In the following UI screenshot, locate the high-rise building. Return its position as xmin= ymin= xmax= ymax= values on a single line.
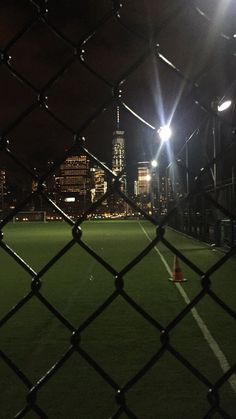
xmin=91 ymin=165 xmax=107 ymax=202
xmin=110 ymin=107 xmax=127 ymax=215
xmin=90 ymin=165 xmax=108 ymax=215
xmin=56 ymin=155 xmax=91 ymax=215
xmin=158 ymin=175 xmax=167 ymax=214
xmin=112 ymin=107 xmax=126 ymax=193
xmin=134 ymin=161 xmax=176 ymax=216
xmin=135 ymin=162 xmax=151 ymax=196
xmin=57 ymin=155 xmax=89 ymax=193
xmin=135 ymin=162 xmax=152 ymax=213
xmin=134 ymin=180 xmax=139 ymax=197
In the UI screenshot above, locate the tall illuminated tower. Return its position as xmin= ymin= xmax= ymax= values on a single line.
xmin=136 ymin=162 xmax=151 ymax=195
xmin=112 ymin=106 xmax=126 ymax=193
xmin=90 ymin=165 xmax=107 ymax=202
xmin=134 ymin=161 xmax=152 ymax=213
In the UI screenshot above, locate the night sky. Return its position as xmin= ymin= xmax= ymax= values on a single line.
xmin=0 ymin=0 xmax=236 ymax=190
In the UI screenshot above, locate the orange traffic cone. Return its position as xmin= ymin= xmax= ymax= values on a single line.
xmin=169 ymin=255 xmax=187 ymax=282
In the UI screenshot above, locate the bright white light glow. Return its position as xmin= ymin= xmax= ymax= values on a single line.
xmin=146 ymin=174 xmax=151 ymax=182
xmin=151 ymin=160 xmax=158 ymax=168
xmin=158 ymin=125 xmax=172 ymax=142
xmin=64 ymin=197 xmax=76 ymax=202
xmin=217 ymin=100 xmax=232 ymax=112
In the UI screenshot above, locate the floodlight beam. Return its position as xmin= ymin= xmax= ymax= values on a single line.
xmin=157 ymin=125 xmax=172 ymax=142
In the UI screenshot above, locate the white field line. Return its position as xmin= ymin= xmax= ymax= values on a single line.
xmin=139 ymin=222 xmax=236 ymax=394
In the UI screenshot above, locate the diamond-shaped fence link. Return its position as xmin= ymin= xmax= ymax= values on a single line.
xmin=0 ymin=0 xmax=236 ymax=417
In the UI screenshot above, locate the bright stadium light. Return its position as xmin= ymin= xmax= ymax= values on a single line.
xmin=217 ymin=99 xmax=232 ymax=112
xmin=151 ymin=159 xmax=158 ymax=168
xmin=157 ymin=125 xmax=172 ymax=142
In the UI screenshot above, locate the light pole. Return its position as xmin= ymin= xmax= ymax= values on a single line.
xmin=211 ymin=97 xmax=233 ymax=191
xmin=1 ymin=179 xmax=3 ymax=212
xmin=210 ymin=97 xmax=233 ymax=244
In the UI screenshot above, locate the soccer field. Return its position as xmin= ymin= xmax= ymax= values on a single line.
xmin=0 ymin=220 xmax=235 ymax=418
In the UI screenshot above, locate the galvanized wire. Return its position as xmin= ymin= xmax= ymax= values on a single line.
xmin=0 ymin=0 xmax=235 ymax=417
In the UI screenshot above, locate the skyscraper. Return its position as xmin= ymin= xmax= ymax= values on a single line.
xmin=112 ymin=107 xmax=126 ymax=193
xmin=134 ymin=162 xmax=152 ymax=213
xmin=90 ymin=165 xmax=107 ymax=202
xmin=60 ymin=155 xmax=89 ymax=192
xmin=111 ymin=107 xmax=127 ymax=215
xmin=90 ymin=165 xmax=108 ymax=215
xmin=136 ymin=162 xmax=151 ymax=196
xmin=56 ymin=154 xmax=91 ymax=215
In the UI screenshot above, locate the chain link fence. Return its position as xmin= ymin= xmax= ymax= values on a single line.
xmin=0 ymin=0 xmax=236 ymax=417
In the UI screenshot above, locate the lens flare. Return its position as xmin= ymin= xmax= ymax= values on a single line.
xmin=217 ymin=100 xmax=232 ymax=112
xmin=158 ymin=125 xmax=172 ymax=142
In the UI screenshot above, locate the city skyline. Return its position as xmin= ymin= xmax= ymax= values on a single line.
xmin=0 ymin=1 xmax=235 ymax=175
xmin=0 ymin=116 xmax=176 ymax=218
xmin=0 ymin=0 xmax=235 ymax=219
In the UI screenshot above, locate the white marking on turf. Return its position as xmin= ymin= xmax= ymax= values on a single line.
xmin=139 ymin=222 xmax=236 ymax=394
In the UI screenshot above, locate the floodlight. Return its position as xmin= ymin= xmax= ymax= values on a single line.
xmin=217 ymin=100 xmax=232 ymax=112
xmin=158 ymin=125 xmax=172 ymax=142
xmin=151 ymin=160 xmax=158 ymax=168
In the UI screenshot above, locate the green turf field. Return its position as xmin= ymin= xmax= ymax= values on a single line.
xmin=0 ymin=220 xmax=235 ymax=418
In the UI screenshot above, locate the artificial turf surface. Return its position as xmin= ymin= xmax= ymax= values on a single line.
xmin=0 ymin=220 xmax=235 ymax=418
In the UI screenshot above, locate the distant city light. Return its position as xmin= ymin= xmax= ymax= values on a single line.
xmin=151 ymin=160 xmax=158 ymax=168
xmin=157 ymin=125 xmax=172 ymax=142
xmin=217 ymin=100 xmax=232 ymax=112
xmin=146 ymin=174 xmax=151 ymax=181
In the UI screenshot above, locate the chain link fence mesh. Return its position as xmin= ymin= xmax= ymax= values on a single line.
xmin=0 ymin=0 xmax=236 ymax=417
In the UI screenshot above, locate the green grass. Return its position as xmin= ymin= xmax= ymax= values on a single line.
xmin=0 ymin=220 xmax=236 ymax=418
